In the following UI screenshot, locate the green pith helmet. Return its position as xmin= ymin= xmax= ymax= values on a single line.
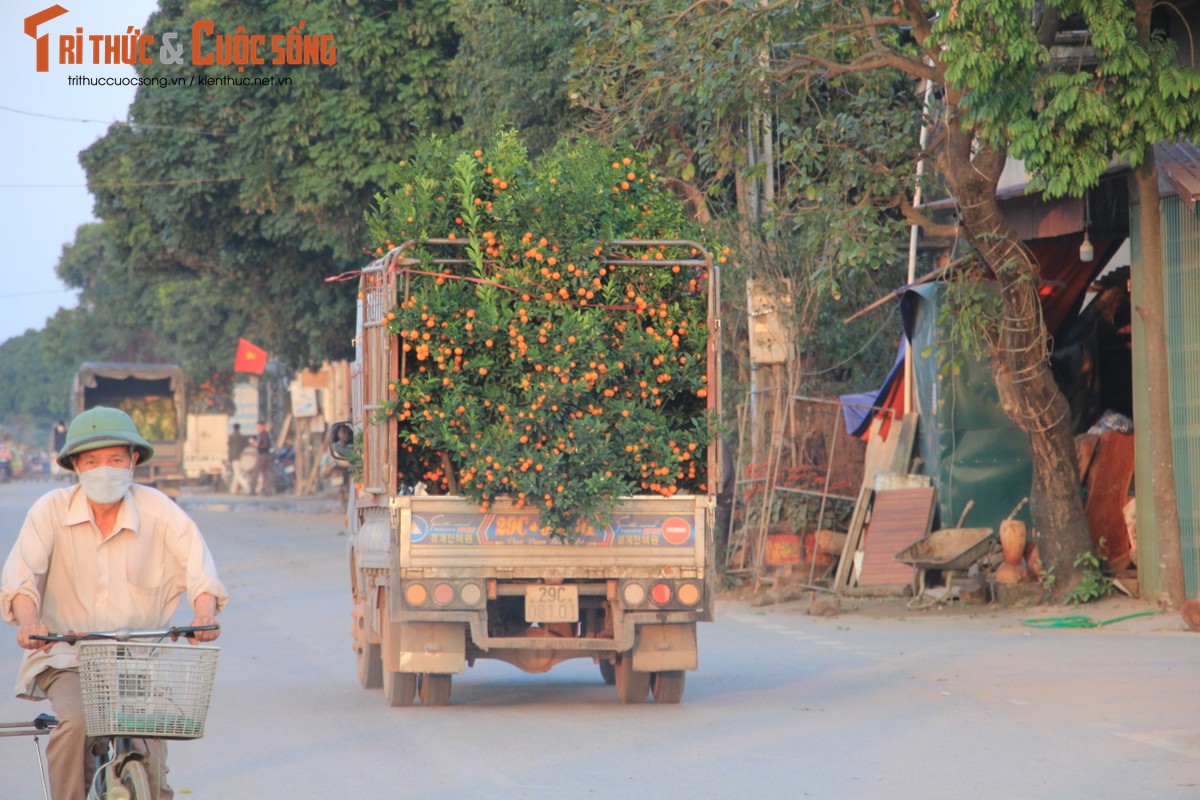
xmin=56 ymin=406 xmax=154 ymax=471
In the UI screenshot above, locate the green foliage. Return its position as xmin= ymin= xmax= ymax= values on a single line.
xmin=368 ymin=131 xmax=719 ymax=539
xmin=932 ymin=263 xmax=1005 ymax=375
xmin=934 ymin=0 xmax=1200 ymax=199
xmin=77 ymin=0 xmax=465 ymax=375
xmin=452 ymin=0 xmax=583 ymax=155
xmin=1063 ymin=548 xmax=1115 ymax=604
xmin=0 ymin=331 xmax=71 ymax=420
xmin=572 ymin=0 xmax=919 ymax=417
xmin=48 ymin=222 xmax=166 ymax=366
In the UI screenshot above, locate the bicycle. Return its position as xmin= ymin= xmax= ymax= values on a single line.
xmin=15 ymin=625 xmax=221 ymax=800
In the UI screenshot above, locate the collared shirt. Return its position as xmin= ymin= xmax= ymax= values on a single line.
xmin=1 ymin=483 xmax=229 ymax=699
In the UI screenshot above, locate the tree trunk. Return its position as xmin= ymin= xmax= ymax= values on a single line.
xmin=1131 ymin=150 xmax=1187 ymax=607
xmin=938 ymin=131 xmax=1091 ymax=598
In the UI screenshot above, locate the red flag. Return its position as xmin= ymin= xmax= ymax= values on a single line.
xmin=234 ymin=338 xmax=268 ymax=374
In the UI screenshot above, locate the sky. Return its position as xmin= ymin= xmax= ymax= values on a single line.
xmin=1 ymin=1 xmax=160 ymax=346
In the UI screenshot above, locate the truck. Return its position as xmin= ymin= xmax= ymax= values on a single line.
xmin=184 ymin=412 xmax=231 ymax=484
xmin=72 ymin=362 xmax=187 ymax=497
xmin=335 ymin=238 xmax=721 ymax=706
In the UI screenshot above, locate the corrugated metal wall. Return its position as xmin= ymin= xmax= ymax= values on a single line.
xmin=1165 ymin=197 xmax=1200 ymax=597
xmin=1139 ymin=196 xmax=1200 ymax=598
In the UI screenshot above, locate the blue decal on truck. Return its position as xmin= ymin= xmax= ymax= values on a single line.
xmin=410 ymin=511 xmax=694 ymax=546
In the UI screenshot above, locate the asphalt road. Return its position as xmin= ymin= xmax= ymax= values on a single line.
xmin=0 ymin=480 xmax=1196 ymax=799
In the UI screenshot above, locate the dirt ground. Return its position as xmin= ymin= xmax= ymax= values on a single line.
xmin=721 ymin=580 xmax=1190 ymax=635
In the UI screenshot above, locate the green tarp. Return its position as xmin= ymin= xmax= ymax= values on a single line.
xmin=903 ymin=285 xmax=1034 ymax=535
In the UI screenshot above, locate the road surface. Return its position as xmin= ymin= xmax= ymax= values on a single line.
xmin=0 ymin=480 xmax=1195 ymax=798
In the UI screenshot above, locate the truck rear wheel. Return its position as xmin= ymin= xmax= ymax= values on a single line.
xmin=352 ymin=603 xmax=382 ymax=690
xmin=599 ymin=660 xmax=616 ymax=685
xmin=384 ymin=670 xmax=417 ymax=707
xmin=651 ymin=670 xmax=686 ymax=704
xmin=419 ymin=673 xmax=452 ymax=706
xmin=615 ymin=656 xmax=650 ymax=704
xmin=357 ymin=642 xmax=382 ymax=690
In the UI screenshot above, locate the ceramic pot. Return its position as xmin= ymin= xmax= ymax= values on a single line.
xmin=997 ymin=519 xmax=1028 ymax=584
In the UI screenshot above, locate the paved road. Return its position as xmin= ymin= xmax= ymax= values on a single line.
xmin=0 ymin=480 xmax=1195 ymax=798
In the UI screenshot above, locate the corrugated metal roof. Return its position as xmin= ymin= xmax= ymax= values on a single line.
xmin=1155 ymin=140 xmax=1200 ymax=209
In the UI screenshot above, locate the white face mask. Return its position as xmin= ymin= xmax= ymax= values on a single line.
xmin=77 ymin=466 xmax=133 ymax=505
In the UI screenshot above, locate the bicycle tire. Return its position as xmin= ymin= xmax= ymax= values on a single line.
xmin=116 ymin=758 xmax=151 ymax=800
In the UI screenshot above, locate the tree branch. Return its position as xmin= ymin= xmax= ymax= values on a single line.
xmin=898 ymin=192 xmax=961 ymax=239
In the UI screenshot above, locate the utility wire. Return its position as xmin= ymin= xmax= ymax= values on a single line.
xmin=0 ymin=105 xmax=231 ymax=137
xmin=0 ymin=177 xmax=243 ymax=189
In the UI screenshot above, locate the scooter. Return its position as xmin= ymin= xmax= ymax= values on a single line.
xmin=271 ymin=445 xmax=295 ymax=494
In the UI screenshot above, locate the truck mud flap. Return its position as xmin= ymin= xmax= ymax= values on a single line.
xmin=632 ymin=623 xmax=697 ymax=672
xmin=391 ymin=622 xmax=466 ymax=674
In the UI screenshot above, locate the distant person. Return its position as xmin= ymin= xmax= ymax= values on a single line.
xmin=50 ymin=422 xmax=68 ymax=478
xmin=227 ymin=423 xmax=250 ymax=494
xmin=249 ymin=420 xmax=274 ymax=496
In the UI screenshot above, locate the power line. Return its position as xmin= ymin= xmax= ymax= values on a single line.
xmin=0 ymin=289 xmax=76 ymax=299
xmin=0 ymin=105 xmax=231 ymax=138
xmin=0 ymin=177 xmax=244 ymax=189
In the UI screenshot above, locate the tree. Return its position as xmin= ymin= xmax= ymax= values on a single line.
xmin=47 ymin=221 xmax=166 ymax=366
xmin=0 ymin=330 xmax=71 ymax=421
xmin=452 ymin=0 xmax=584 ymax=155
xmin=571 ymin=1 xmax=918 ymax=395
xmin=367 ymin=130 xmax=718 ymax=537
xmin=79 ymin=0 xmax=464 ymax=374
xmin=573 ymin=0 xmax=1200 ymax=598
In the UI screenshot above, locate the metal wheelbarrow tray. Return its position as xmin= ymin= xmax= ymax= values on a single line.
xmin=893 ymin=527 xmax=996 ymax=571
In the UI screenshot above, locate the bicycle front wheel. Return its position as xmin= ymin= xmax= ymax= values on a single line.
xmin=111 ymin=758 xmax=151 ymax=800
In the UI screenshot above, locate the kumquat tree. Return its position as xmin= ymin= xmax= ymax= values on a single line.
xmin=365 ymin=131 xmax=725 ymax=540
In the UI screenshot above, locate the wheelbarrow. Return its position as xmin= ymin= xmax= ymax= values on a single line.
xmin=893 ymin=526 xmax=997 ymax=573
xmin=893 ymin=501 xmax=997 ymax=602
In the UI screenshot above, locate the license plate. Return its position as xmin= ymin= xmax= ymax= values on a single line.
xmin=525 ymin=584 xmax=579 ymax=623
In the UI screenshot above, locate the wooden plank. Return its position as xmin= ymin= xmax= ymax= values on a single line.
xmin=860 ymin=416 xmax=899 ymax=490
xmin=1084 ymin=429 xmax=1135 ymax=571
xmin=887 ymin=412 xmax=919 ymax=475
xmin=856 ymin=487 xmax=937 ymax=588
xmin=834 ymin=486 xmax=874 ymax=594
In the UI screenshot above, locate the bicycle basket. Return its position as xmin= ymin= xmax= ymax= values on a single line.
xmin=77 ymin=641 xmax=219 ymax=740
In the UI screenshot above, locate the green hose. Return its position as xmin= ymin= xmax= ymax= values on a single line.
xmin=1020 ymin=611 xmax=1162 ymax=628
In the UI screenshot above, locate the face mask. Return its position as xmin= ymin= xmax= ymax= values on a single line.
xmin=77 ymin=466 xmax=133 ymax=505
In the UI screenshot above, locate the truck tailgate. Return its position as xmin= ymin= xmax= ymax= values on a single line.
xmin=395 ymin=494 xmax=710 ymax=575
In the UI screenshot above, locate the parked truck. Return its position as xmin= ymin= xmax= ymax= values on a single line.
xmin=334 ymin=238 xmax=721 ymax=706
xmin=72 ymin=362 xmax=187 ymax=497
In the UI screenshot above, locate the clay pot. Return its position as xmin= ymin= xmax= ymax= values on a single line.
xmin=1181 ymin=599 xmax=1200 ymax=633
xmin=995 ymin=561 xmax=1030 ymax=584
xmin=1000 ymin=519 xmax=1026 ymax=562
xmin=996 ymin=519 xmax=1029 ymax=585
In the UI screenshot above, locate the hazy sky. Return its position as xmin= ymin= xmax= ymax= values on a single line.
xmin=1 ymin=1 xmax=159 ymax=346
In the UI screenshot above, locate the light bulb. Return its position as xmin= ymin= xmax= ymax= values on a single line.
xmin=1079 ymin=232 xmax=1094 ymax=262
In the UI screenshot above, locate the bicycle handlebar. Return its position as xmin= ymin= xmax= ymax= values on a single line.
xmin=30 ymin=625 xmax=220 ymax=645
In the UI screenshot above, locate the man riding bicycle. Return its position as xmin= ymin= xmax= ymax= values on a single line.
xmin=0 ymin=407 xmax=228 ymax=800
